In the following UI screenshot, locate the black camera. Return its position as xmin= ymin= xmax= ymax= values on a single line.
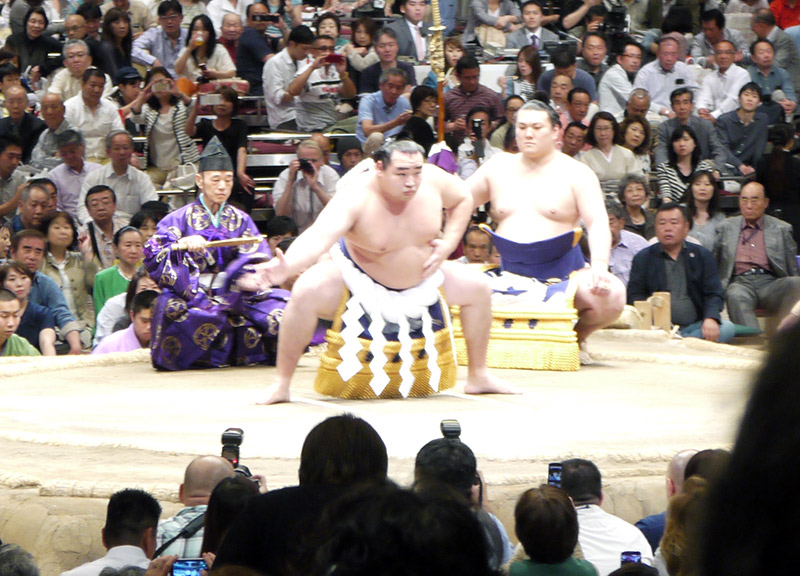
xmin=253 ymin=13 xmax=280 ymax=21
xmin=221 ymin=427 xmax=253 ymax=478
xmin=298 ymin=158 xmax=314 ymax=174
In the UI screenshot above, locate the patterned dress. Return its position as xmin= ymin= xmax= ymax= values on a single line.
xmin=144 ymin=199 xmax=288 ymax=370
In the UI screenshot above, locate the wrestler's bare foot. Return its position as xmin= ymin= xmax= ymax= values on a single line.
xmin=464 ymin=371 xmax=520 ymax=395
xmin=257 ymin=383 xmax=291 ymax=405
xmin=579 ymin=340 xmax=594 ymax=366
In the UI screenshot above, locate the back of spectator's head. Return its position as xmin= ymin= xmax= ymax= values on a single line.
xmin=0 ymin=544 xmax=39 ymax=576
xmin=102 ymin=489 xmax=161 ymax=552
xmin=289 ymin=25 xmax=315 ymax=45
xmin=266 ymin=215 xmax=298 ymax=238
xmin=140 ymin=201 xmax=170 ymax=221
xmin=666 ymin=449 xmax=698 ymax=497
xmin=414 ymin=438 xmax=477 ymax=499
xmin=200 ymin=475 xmax=260 ymax=554
xmin=181 ymin=455 xmax=236 ymax=505
xmin=684 ymin=448 xmax=730 ymax=483
xmin=298 ymin=414 xmax=388 ymax=487
xmin=768 ymin=122 xmax=795 ymax=148
xmin=515 ymin=485 xmax=579 ymax=564
xmin=410 ymin=85 xmax=436 ymax=112
xmin=552 ymin=48 xmax=577 ymax=70
xmin=753 ymin=7 xmax=776 ymax=26
xmin=561 ymin=458 xmax=602 ymax=505
xmin=608 ymin=564 xmax=659 ymax=576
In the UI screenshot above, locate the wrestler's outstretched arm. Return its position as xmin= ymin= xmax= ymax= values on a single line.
xmin=465 ymin=153 xmax=495 ymax=209
xmin=422 ymin=165 xmax=474 ymax=277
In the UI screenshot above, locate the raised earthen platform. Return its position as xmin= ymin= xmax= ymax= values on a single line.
xmin=0 ymin=330 xmax=762 ymax=576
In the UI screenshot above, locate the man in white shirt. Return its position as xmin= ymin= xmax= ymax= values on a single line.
xmin=385 ymin=0 xmax=430 ymax=62
xmin=59 ymin=489 xmax=161 ymax=576
xmin=48 ymin=40 xmax=114 ymax=103
xmin=262 ymin=25 xmax=314 ymax=131
xmin=77 ymin=131 xmax=157 ymax=225
xmin=64 ymin=69 xmax=125 ymax=161
xmin=598 ymin=39 xmax=644 ymax=116
xmin=633 ymin=36 xmax=698 ymax=117
xmin=207 ymin=0 xmax=252 ymax=35
xmin=697 ymin=40 xmax=751 ymax=122
xmin=561 ymin=458 xmax=654 ymax=576
xmin=457 ymin=107 xmax=501 ymax=179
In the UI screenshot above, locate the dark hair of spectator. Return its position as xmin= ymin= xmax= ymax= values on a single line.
xmin=289 ymin=25 xmax=315 ymax=45
xmin=375 ymin=26 xmax=398 ymax=43
xmin=130 ymin=210 xmax=159 ymax=231
xmin=266 ymin=215 xmax=298 ymax=238
xmin=521 ymin=0 xmax=546 ymax=12
xmin=701 ymin=8 xmax=725 ymax=28
xmin=102 ymin=8 xmax=132 ymax=60
xmin=763 ymin=123 xmax=795 ymax=202
xmin=617 ymin=115 xmax=651 ymax=156
xmin=0 ymin=543 xmax=39 ymax=576
xmin=567 ymin=87 xmax=590 ymax=103
xmin=85 ymin=185 xmax=116 ymax=207
xmin=10 ymin=229 xmax=45 ymax=253
xmin=0 ymin=63 xmax=19 ymax=82
xmin=103 ymin=488 xmax=162 ymax=547
xmin=410 ymin=85 xmax=436 ymax=111
xmin=200 ymin=475 xmax=260 ymax=554
xmin=298 ymin=413 xmax=388 ymax=487
xmin=414 ymin=438 xmax=477 ymax=498
xmin=466 ymin=106 xmax=492 ymax=125
xmin=753 ymin=7 xmax=776 ymax=26
xmin=186 ymin=15 xmax=217 ymax=66
xmin=586 ymin=4 xmax=607 ymax=19
xmin=504 ymin=122 xmax=518 ymax=152
xmin=684 ymin=448 xmax=730 ymax=483
xmin=157 ymin=0 xmax=183 ymax=17
xmin=750 ymin=37 xmax=774 ymax=55
xmin=551 ymin=47 xmax=576 ymax=68
xmin=670 ymin=86 xmax=693 ymax=104
xmin=515 ymin=485 xmax=579 ymax=564
xmin=313 ymin=11 xmax=340 ymax=35
xmin=583 ymin=30 xmax=607 ymax=46
xmin=130 ymin=289 xmax=158 ymax=316
xmin=515 ymin=45 xmax=542 ymax=84
xmin=455 ymin=55 xmax=480 ymax=74
xmin=0 ymin=260 xmax=34 ymax=284
xmin=144 ymin=66 xmax=178 ymax=109
xmin=667 ymin=124 xmax=701 ymax=167
xmin=586 ymin=111 xmax=618 ymax=147
xmin=82 ymin=67 xmax=105 ymax=83
xmin=686 ymin=170 xmax=720 ymax=218
xmin=656 ymin=201 xmax=690 ymax=222
xmin=125 ymin=267 xmax=154 ymax=312
xmin=41 ymin=211 xmax=78 ymax=251
xmin=77 ymin=2 xmax=103 ymax=21
xmin=352 ymin=17 xmax=379 ymax=47
xmin=276 ymin=236 xmax=294 ymax=253
xmin=739 ymin=81 xmax=762 ymax=100
xmin=608 ymin=564 xmax=659 ymax=576
xmin=24 ymin=6 xmax=49 ymax=33
xmin=561 ymin=458 xmax=602 ymax=504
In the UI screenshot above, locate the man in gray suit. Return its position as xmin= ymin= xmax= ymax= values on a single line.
xmin=506 ymin=0 xmax=558 ymax=50
xmin=385 ymin=0 xmax=430 ymax=63
xmin=714 ymin=181 xmax=800 ymax=328
xmin=752 ymin=8 xmax=800 ymax=96
xmin=654 ymin=87 xmax=730 ymax=173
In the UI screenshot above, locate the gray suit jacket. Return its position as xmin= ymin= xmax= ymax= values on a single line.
xmin=770 ymin=27 xmax=800 ymax=96
xmin=385 ymin=17 xmax=430 ymax=62
xmin=505 ymin=27 xmax=559 ymax=49
xmin=654 ymin=116 xmax=729 ymax=174
xmin=713 ymin=214 xmax=799 ymax=290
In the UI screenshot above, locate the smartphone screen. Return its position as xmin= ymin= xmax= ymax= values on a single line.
xmin=547 ymin=463 xmax=562 ymax=488
xmin=621 ymin=551 xmax=642 ymax=565
xmin=172 ymin=559 xmax=208 ymax=576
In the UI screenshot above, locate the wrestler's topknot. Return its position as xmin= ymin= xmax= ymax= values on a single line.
xmin=518 ymin=100 xmax=561 ymax=129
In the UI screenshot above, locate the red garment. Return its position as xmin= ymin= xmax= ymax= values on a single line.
xmin=770 ymin=0 xmax=800 ymax=29
xmin=219 ymin=37 xmax=238 ymax=64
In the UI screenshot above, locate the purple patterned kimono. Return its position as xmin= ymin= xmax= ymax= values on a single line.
xmin=144 ymin=199 xmax=288 ymax=370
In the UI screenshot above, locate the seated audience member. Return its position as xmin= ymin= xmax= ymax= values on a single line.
xmin=35 ymin=178 xmax=58 ymax=219
xmin=291 ymin=34 xmax=357 ymax=133
xmin=634 ymin=36 xmax=698 ymax=118
xmin=48 ymin=130 xmax=103 ymax=223
xmin=716 ymin=82 xmax=769 ymax=176
xmin=510 ymin=485 xmax=596 ymax=576
xmin=358 ymin=28 xmax=416 ymax=94
xmin=384 ymin=0 xmax=430 ymax=62
xmin=0 ymin=224 xmax=10 ymax=258
xmin=93 ymin=226 xmax=144 ymax=316
xmin=500 ymin=47 xmax=542 ymax=102
xmin=560 ymin=459 xmax=654 ymax=576
xmin=94 ymin=267 xmax=159 ymax=344
xmin=654 ymin=88 xmax=728 ymax=174
xmin=751 ymin=8 xmax=800 ymax=97
xmin=686 ymin=170 xmax=726 ymax=251
xmin=0 ymin=64 xmax=21 ymax=116
xmin=444 ymin=57 xmax=504 ymax=143
xmin=506 ymin=0 xmax=557 ymax=49
xmin=490 ymin=96 xmax=524 ymax=150
xmin=562 ymin=87 xmax=595 ymax=126
xmin=561 ymin=121 xmax=588 ymax=157
xmin=129 ymin=67 xmax=198 ymax=186
xmin=59 ymin=489 xmax=161 ymax=576
xmin=402 ymin=85 xmax=436 ymax=156
xmin=9 ymin=230 xmax=82 ymax=354
xmin=77 ymin=2 xmax=104 ymax=43
xmin=132 ymin=0 xmax=188 ymax=79
xmin=0 ymin=84 xmax=44 ymax=163
xmin=200 ymin=475 xmax=259 ymax=554
xmin=265 ymin=215 xmax=298 ymax=255
xmin=714 ymin=181 xmax=800 ymax=329
xmin=579 ymin=32 xmax=609 ymax=88
xmin=236 ymin=3 xmax=274 ymax=96
xmin=64 ymin=68 xmax=126 ymax=162
xmin=580 ymin=112 xmax=643 ymax=184
xmin=413 ymin=436 xmax=513 ymax=569
xmin=174 ymin=15 xmax=235 ymax=81
xmin=99 ymin=8 xmax=134 ymax=78
xmin=549 ymin=74 xmax=573 ymax=116
xmin=100 ymin=0 xmax=155 ymax=38
xmin=156 ymin=456 xmax=236 ymax=557
xmin=263 ymin=25 xmax=314 ymax=130
xmin=457 ymin=225 xmax=491 ymax=264
xmin=614 ymin=89 xmax=661 ymax=125
xmin=219 ymin=15 xmax=242 ymax=64
xmin=458 ymin=107 xmax=501 ymax=179
xmin=634 ymin=449 xmax=697 ymax=554
xmin=537 ymin=48 xmax=598 ymax=102
xmin=0 ymin=135 xmax=26 ymax=221
xmin=333 ymin=137 xmax=363 ymax=176
xmin=696 ymin=40 xmax=751 ymax=122
xmin=78 ymin=131 xmax=158 ymax=225
xmin=690 ymin=9 xmax=748 ymax=67
xmin=48 ymin=40 xmax=113 ymax=103
xmin=29 ymin=94 xmax=75 ymax=172
xmin=656 ymin=125 xmax=716 ymax=203
xmin=658 ymin=476 xmax=708 ymax=576
xmin=108 ymin=67 xmax=144 ymax=134
xmin=8 ymin=182 xmax=49 ymax=235
xmin=462 ymin=0 xmax=520 ymax=45
xmin=41 ymin=211 xmax=97 ymax=346
xmin=618 ymin=173 xmax=655 ymax=239
xmin=356 ymin=68 xmax=412 ymax=144
xmin=747 ymin=38 xmax=796 ymax=124
xmin=757 ymin=123 xmax=800 ymax=243
xmin=608 ymin=199 xmax=648 ymax=287
xmin=81 ymin=185 xmax=127 ymax=270
xmin=0 ymin=289 xmax=39 ymax=356
xmin=5 ymin=7 xmax=62 ymax=87
xmin=130 ymin=210 xmax=160 ymax=245
xmin=92 ymin=289 xmax=157 ymax=354
xmin=214 ymin=414 xmax=389 ymax=574
xmin=617 ymin=115 xmax=652 ymax=172
xmin=628 ymin=203 xmax=736 ymax=343
xmin=598 ymin=40 xmax=644 ymax=117
xmin=561 ymin=1 xmax=606 ymax=39
xmin=272 ymin=140 xmax=338 ymax=233
xmin=0 ymin=261 xmax=56 ymax=354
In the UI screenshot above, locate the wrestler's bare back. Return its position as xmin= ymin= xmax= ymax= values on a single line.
xmin=474 ymin=151 xmax=600 ymax=242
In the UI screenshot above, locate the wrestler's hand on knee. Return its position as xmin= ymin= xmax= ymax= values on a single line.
xmin=238 ymin=249 xmax=290 ymax=290
xmin=177 ymin=235 xmax=208 ymax=252
xmin=589 ymin=268 xmax=614 ymax=296
xmin=422 ymin=239 xmax=448 ymax=278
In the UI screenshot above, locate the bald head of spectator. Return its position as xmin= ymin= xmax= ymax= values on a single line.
xmin=40 ymin=93 xmax=65 ymax=131
xmin=626 ymin=88 xmax=651 ymax=119
xmin=4 ymin=85 xmax=27 ymax=123
xmin=666 ymin=449 xmax=697 ymax=497
xmin=64 ymin=14 xmax=87 ymax=40
xmin=221 ymin=13 xmax=243 ymax=43
xmin=309 ymin=133 xmax=331 ymax=165
xmin=180 ymin=455 xmax=236 ymax=507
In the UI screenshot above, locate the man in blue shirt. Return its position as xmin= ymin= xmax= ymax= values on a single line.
xmin=747 ymin=38 xmax=797 ymax=123
xmin=236 ymin=3 xmax=273 ymax=96
xmin=132 ymin=0 xmax=187 ymax=78
xmin=356 ymin=68 xmax=412 ymax=144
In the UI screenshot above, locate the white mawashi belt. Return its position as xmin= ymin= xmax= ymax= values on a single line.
xmin=330 ymin=242 xmax=449 ymax=398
